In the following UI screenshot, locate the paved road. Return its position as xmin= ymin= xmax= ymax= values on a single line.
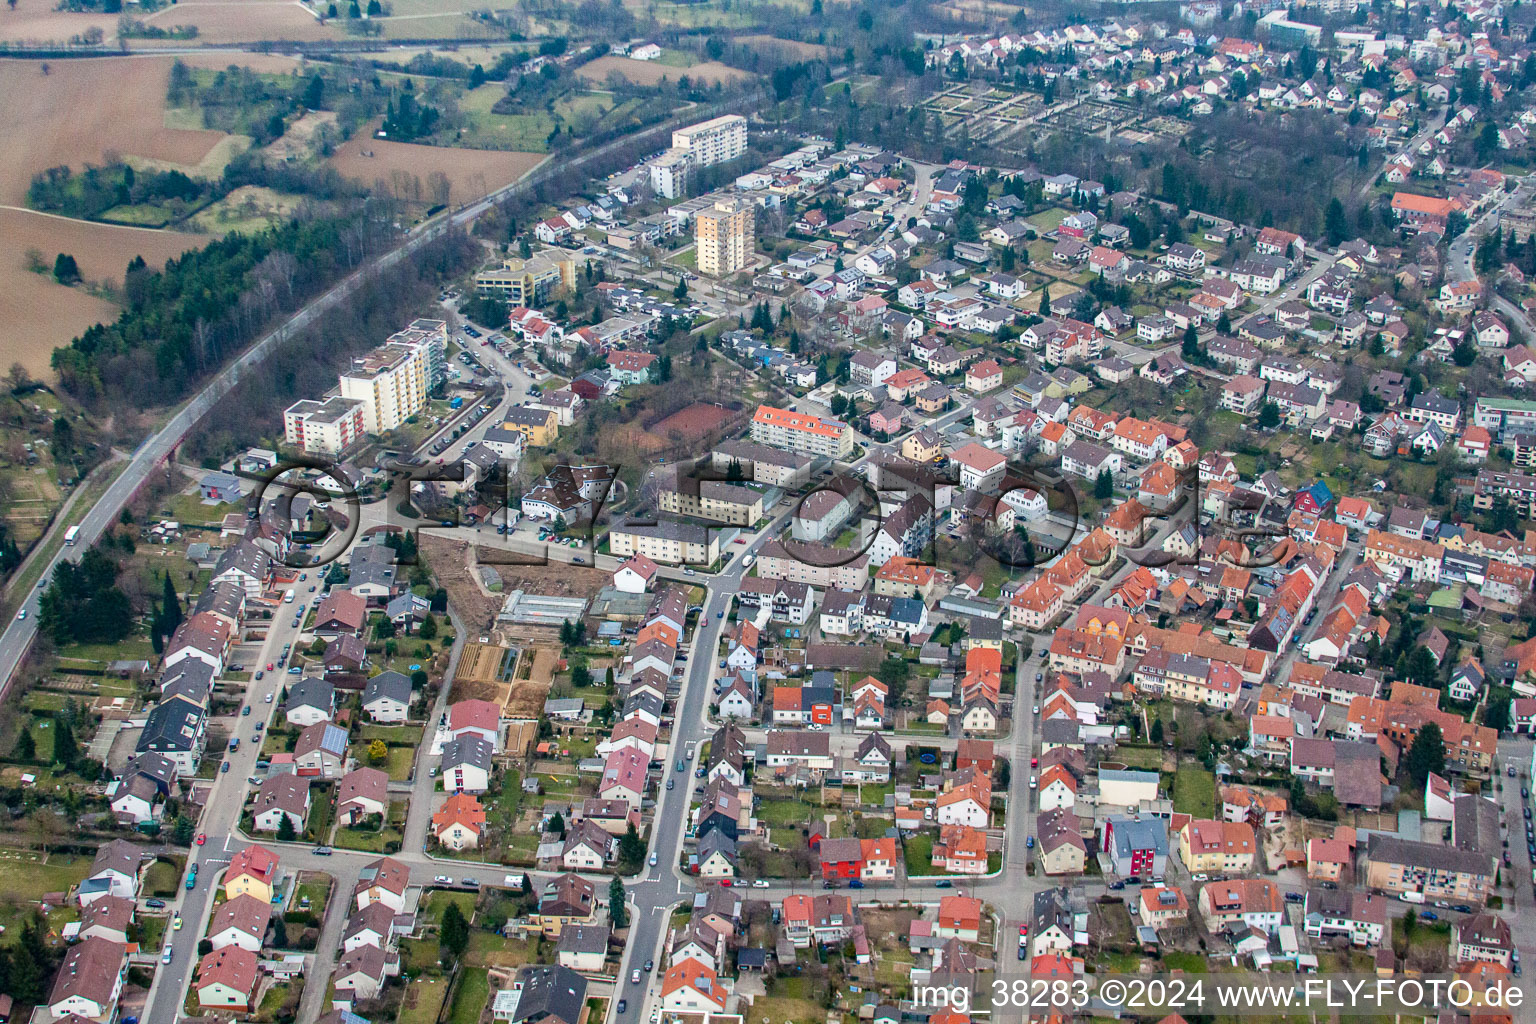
xmin=140 ymin=572 xmax=338 ymax=1023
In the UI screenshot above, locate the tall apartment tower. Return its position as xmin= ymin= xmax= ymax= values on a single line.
xmin=695 ymin=198 xmax=754 ymax=278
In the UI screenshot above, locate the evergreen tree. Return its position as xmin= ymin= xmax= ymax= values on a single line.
xmin=440 ymin=902 xmax=470 ymax=965
xmin=273 ymin=916 xmax=289 ymax=948
xmin=1324 ymin=197 xmax=1349 ymax=246
xmin=52 ymin=254 xmax=80 ymax=285
xmin=619 ymin=823 xmax=646 ymax=868
xmin=548 ymin=811 xmax=565 ymax=837
xmin=277 ymin=815 xmax=297 ymax=842
xmin=609 ymin=876 xmax=629 ymax=928
xmin=1182 ymin=324 xmax=1201 ymax=359
xmin=51 ymin=717 xmax=78 ymax=771
xmin=172 ymin=815 xmax=195 ymax=845
xmin=15 ymin=729 xmax=34 ymax=761
xmin=1038 ymin=283 xmax=1051 ymax=316
xmin=1094 ymin=469 xmax=1113 ymax=499
xmin=1150 ymin=718 xmax=1164 ymax=743
xmin=418 ymin=613 xmax=438 ymax=641
xmin=1404 ymin=722 xmax=1445 ymax=787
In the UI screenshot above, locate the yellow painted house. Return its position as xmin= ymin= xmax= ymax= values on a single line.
xmin=223 ymin=845 xmax=278 ymax=904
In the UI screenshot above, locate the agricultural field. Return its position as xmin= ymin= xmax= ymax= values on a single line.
xmin=0 ymin=0 xmax=119 ymax=46
xmin=380 ymin=13 xmax=500 ymax=39
xmin=327 ymin=125 xmax=545 ymax=205
xmin=0 ymin=209 xmax=203 ymax=377
xmin=0 ymin=58 xmax=230 ymax=205
xmin=733 ymin=34 xmax=828 ymax=58
xmin=577 ymin=55 xmax=754 ymax=87
xmin=134 ymin=0 xmax=334 ymax=44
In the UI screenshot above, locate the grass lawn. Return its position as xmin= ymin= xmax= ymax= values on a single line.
xmin=0 ymin=849 xmax=93 ymax=895
xmin=1111 ymin=745 xmax=1165 ymax=771
xmin=356 ymin=724 xmax=425 ymax=746
xmin=448 ymin=967 xmax=490 ymax=1024
xmin=253 ymin=981 xmax=296 ymax=1023
xmin=753 ymin=978 xmax=823 ymax=1024
xmin=1027 ymin=208 xmax=1069 ymax=232
xmin=903 ymin=833 xmax=936 ymax=875
xmin=56 ymin=638 xmax=156 ymax=663
xmin=399 ymin=976 xmax=449 ymax=1024
xmin=422 ymin=890 xmax=478 ymax=927
xmin=294 ymin=874 xmax=332 ymax=917
xmin=1172 ymin=762 xmax=1217 ymax=818
xmin=332 ymin=825 xmax=403 ymax=853
xmin=754 ymin=797 xmax=819 ymax=829
xmin=167 ymin=492 xmax=241 ymax=526
xmin=144 ymin=857 xmax=183 ymax=896
xmin=28 ymin=718 xmax=56 ymax=762
xmin=135 ymin=914 xmax=167 ymax=953
xmin=401 ymin=936 xmax=443 ymax=973
xmin=1162 ymin=951 xmax=1209 ymax=972
xmin=386 ymin=746 xmax=417 ymax=781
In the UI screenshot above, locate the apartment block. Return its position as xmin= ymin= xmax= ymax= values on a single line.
xmin=696 ymin=198 xmax=754 ymax=278
xmin=650 ymin=149 xmax=692 ymax=200
xmin=474 ymin=255 xmax=576 ymax=307
xmin=339 ymin=342 xmax=429 ymax=435
xmin=284 ymin=396 xmax=367 ymax=456
xmin=657 ymin=477 xmax=764 ymax=526
xmin=671 ymin=114 xmax=748 ymax=167
xmin=750 ymin=405 xmax=854 ymax=459
xmin=608 ymin=519 xmax=722 ymax=566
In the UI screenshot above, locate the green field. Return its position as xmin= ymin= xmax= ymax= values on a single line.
xmin=1172 ymin=763 xmax=1217 ymax=818
xmin=903 ymin=832 xmax=936 ymax=875
xmin=400 ymin=976 xmax=449 ymax=1024
xmin=0 ymin=848 xmax=94 ymax=896
xmin=448 ymin=967 xmax=490 ymax=1024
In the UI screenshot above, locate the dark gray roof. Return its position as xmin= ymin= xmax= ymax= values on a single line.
xmin=284 ymin=677 xmax=334 ymax=714
xmin=1367 ymin=834 xmax=1492 ymax=877
xmin=510 ymin=964 xmax=588 ymax=1024
xmin=363 ymin=671 xmax=412 ymax=707
xmin=555 ymin=923 xmax=610 ymax=955
xmin=441 ymin=735 xmax=493 ymax=772
xmin=159 ymin=659 xmax=216 ymax=705
xmin=138 ymin=695 xmax=204 ymax=753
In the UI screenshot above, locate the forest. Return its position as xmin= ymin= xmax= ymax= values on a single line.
xmin=51 ymin=203 xmax=399 ymax=409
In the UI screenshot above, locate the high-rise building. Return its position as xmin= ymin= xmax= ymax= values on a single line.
xmin=671 ymin=114 xmax=747 ymax=168
xmin=695 ymin=198 xmax=754 ymax=278
xmin=390 ymin=318 xmax=449 ymax=387
xmin=339 ymin=342 xmax=429 ymax=435
xmin=283 ymin=396 xmax=366 ymax=455
xmin=649 ymin=148 xmax=692 ymax=200
xmin=750 ymin=404 xmax=854 ymax=459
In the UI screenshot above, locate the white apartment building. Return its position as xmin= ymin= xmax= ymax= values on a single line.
xmin=671 ymin=114 xmax=748 ymax=167
xmin=283 ymin=396 xmax=367 ymax=455
xmin=339 ymin=342 xmax=429 ymax=435
xmin=650 ymin=148 xmax=692 ymax=200
xmin=750 ymin=404 xmax=854 ymax=459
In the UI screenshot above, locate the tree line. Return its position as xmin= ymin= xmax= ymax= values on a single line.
xmin=28 ymin=162 xmax=212 ymax=222
xmin=52 ymin=202 xmax=399 ymax=410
